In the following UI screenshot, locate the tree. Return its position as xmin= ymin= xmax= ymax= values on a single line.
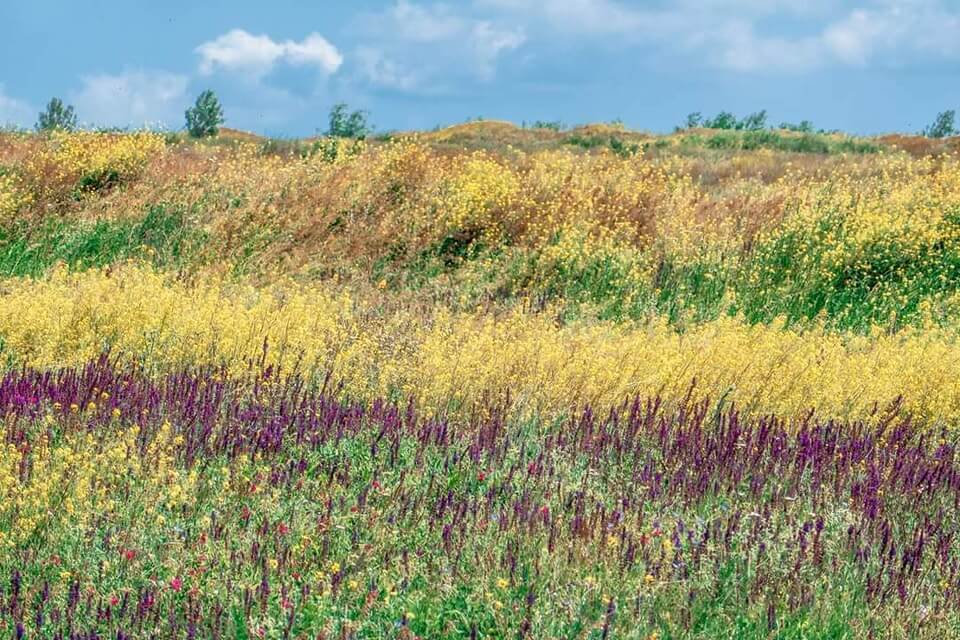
xmin=36 ymin=97 xmax=77 ymax=132
xmin=923 ymin=110 xmax=957 ymax=139
xmin=737 ymin=110 xmax=767 ymax=131
xmin=703 ymin=111 xmax=738 ymax=130
xmin=327 ymin=103 xmax=371 ymax=139
xmin=185 ymin=90 xmax=225 ymax=138
xmin=684 ymin=112 xmax=703 ymax=129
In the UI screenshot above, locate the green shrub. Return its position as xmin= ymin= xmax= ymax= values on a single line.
xmin=529 ymin=120 xmax=564 ymax=132
xmin=185 ymin=90 xmax=225 ymax=138
xmin=779 ymin=120 xmax=814 ymax=133
xmin=36 ymin=97 xmax=77 ymax=133
xmin=923 ymin=110 xmax=957 ymax=139
xmin=328 ymin=103 xmax=372 ymax=139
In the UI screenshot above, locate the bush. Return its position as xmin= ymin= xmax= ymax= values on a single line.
xmin=780 ymin=120 xmax=814 ymax=133
xmin=737 ymin=110 xmax=767 ymax=131
xmin=684 ymin=110 xmax=768 ymax=132
xmin=36 ymin=98 xmax=77 ymax=133
xmin=703 ymin=111 xmax=738 ymax=130
xmin=185 ymin=90 xmax=225 ymax=138
xmin=923 ymin=110 xmax=957 ymax=139
xmin=327 ymin=103 xmax=372 ymax=139
xmin=529 ymin=120 xmax=564 ymax=132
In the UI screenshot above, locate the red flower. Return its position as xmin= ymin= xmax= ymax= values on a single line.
xmin=169 ymin=576 xmax=183 ymax=592
xmin=276 ymin=522 xmax=290 ymax=536
xmin=478 ymin=471 xmax=486 ymax=483
xmin=109 ymin=595 xmax=120 ymax=607
xmin=122 ymin=549 xmax=137 ymax=562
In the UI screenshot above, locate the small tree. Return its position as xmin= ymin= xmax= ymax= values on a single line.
xmin=185 ymin=90 xmax=225 ymax=138
xmin=737 ymin=110 xmax=767 ymax=131
xmin=327 ymin=103 xmax=371 ymax=139
xmin=684 ymin=112 xmax=703 ymax=129
xmin=36 ymin=97 xmax=77 ymax=132
xmin=923 ymin=110 xmax=956 ymax=139
xmin=703 ymin=111 xmax=737 ymax=130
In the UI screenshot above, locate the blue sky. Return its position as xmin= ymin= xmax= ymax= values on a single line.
xmin=2 ymin=0 xmax=959 ymax=136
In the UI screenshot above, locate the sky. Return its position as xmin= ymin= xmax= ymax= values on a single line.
xmin=1 ymin=0 xmax=959 ymax=136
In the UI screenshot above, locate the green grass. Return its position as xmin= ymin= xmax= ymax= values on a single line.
xmin=681 ymin=130 xmax=882 ymax=155
xmin=0 ymin=204 xmax=208 ymax=277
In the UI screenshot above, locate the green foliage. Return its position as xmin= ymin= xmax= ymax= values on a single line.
xmin=686 ymin=130 xmax=879 ymax=155
xmin=780 ymin=120 xmax=815 ymax=133
xmin=564 ymin=134 xmax=640 ymax=156
xmin=185 ymin=90 xmax=225 ymax=138
xmin=703 ymin=110 xmax=739 ymax=130
xmin=684 ymin=109 xmax=767 ymax=131
xmin=923 ymin=110 xmax=957 ymax=139
xmin=563 ymin=134 xmax=608 ymax=149
xmin=528 ymin=120 xmax=564 ymax=132
xmin=36 ymin=97 xmax=77 ymax=132
xmin=738 ymin=109 xmax=768 ymax=131
xmin=0 ymin=205 xmax=208 ymax=277
xmin=327 ymin=103 xmax=372 ymax=139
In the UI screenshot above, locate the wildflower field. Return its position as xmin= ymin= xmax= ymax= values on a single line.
xmin=2 ymin=123 xmax=960 ymax=638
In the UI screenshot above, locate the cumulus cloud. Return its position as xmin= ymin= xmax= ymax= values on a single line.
xmin=70 ymin=70 xmax=189 ymax=128
xmin=354 ymin=1 xmax=525 ymax=92
xmin=0 ymin=86 xmax=33 ymax=127
xmin=196 ymin=29 xmax=343 ymax=79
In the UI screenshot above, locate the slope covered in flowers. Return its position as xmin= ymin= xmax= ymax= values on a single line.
xmin=0 ymin=126 xmax=959 ymax=637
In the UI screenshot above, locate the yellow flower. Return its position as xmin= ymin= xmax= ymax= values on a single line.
xmin=496 ymin=578 xmax=509 ymax=589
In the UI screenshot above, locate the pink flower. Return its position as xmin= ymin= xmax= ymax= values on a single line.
xmin=169 ymin=576 xmax=183 ymax=592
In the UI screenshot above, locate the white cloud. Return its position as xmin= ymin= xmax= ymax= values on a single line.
xmin=822 ymin=3 xmax=960 ymax=66
xmin=471 ymin=21 xmax=527 ymax=79
xmin=71 ymin=70 xmax=189 ymax=129
xmin=355 ymin=47 xmax=420 ymax=92
xmin=477 ymin=0 xmax=651 ymax=34
xmin=0 ymin=86 xmax=33 ymax=127
xmin=196 ymin=29 xmax=343 ymax=78
xmin=355 ymin=1 xmax=525 ymax=92
xmin=479 ymin=0 xmax=960 ymax=72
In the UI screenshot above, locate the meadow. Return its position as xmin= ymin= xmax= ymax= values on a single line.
xmin=2 ymin=122 xmax=960 ymax=638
